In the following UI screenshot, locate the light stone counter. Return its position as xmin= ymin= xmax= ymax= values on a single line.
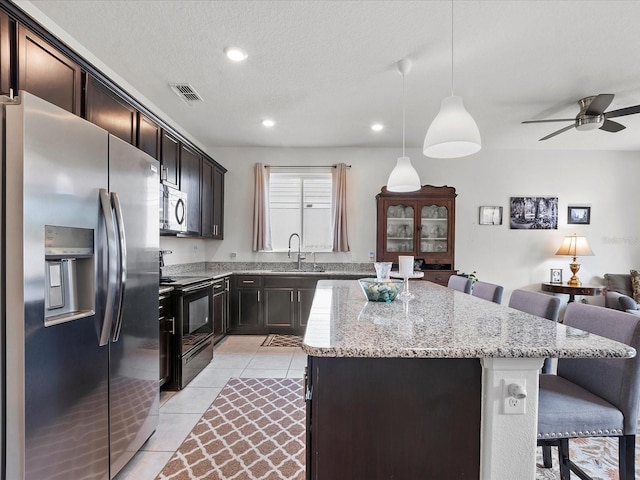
xmin=302 ymin=279 xmax=636 ymax=480
xmin=302 ymin=279 xmax=635 ymax=360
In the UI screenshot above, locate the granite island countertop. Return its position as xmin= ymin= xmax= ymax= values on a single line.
xmin=302 ymin=279 xmax=636 ymax=360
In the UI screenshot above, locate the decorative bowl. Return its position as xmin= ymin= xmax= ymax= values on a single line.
xmin=358 ymin=278 xmax=404 ymax=303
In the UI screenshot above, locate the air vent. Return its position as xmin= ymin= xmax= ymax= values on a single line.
xmin=170 ymin=83 xmax=203 ymax=104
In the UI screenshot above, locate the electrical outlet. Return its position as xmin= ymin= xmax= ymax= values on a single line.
xmin=230 ymin=252 xmax=237 ymax=259
xmin=502 ymin=379 xmax=526 ymax=415
xmin=369 ymin=251 xmax=375 ymax=260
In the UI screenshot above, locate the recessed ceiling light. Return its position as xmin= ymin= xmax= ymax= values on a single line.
xmin=371 ymin=123 xmax=384 ymax=132
xmin=224 ymin=47 xmax=248 ymax=62
xmin=262 ymin=119 xmax=276 ymax=127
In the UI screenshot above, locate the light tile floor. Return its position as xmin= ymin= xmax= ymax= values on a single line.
xmin=114 ymin=334 xmax=306 ymax=480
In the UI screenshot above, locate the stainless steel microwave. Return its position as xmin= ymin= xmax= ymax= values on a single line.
xmin=160 ymin=184 xmax=188 ymax=233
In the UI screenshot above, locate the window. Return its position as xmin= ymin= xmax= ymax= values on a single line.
xmin=269 ymin=171 xmax=333 ymax=251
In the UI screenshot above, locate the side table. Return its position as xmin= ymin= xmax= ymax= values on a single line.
xmin=541 ymin=283 xmax=604 ymax=303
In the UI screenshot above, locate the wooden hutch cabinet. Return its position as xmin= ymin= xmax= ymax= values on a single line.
xmin=376 ymin=185 xmax=457 ymax=286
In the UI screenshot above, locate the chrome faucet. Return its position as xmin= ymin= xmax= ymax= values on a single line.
xmin=288 ymin=233 xmax=302 ymax=270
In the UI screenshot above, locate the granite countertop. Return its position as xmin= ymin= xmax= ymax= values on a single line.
xmin=302 ymin=280 xmax=636 ymax=360
xmin=158 ymin=265 xmax=372 ymax=294
xmin=162 ymin=268 xmax=372 ymax=280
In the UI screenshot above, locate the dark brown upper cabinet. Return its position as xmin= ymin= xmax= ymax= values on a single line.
xmin=137 ymin=113 xmax=161 ymax=160
xmin=179 ymin=144 xmax=202 ymax=235
xmin=17 ymin=24 xmax=81 ymax=114
xmin=0 ymin=12 xmax=11 ymax=96
xmin=212 ymin=166 xmax=224 ymax=239
xmin=201 ymin=159 xmax=214 ymax=238
xmin=85 ymin=75 xmax=137 ymax=145
xmin=161 ymin=130 xmax=179 ymax=187
xmin=201 ymin=159 xmax=225 ymax=239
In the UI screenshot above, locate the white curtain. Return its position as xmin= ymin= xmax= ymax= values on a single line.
xmin=332 ymin=163 xmax=350 ymax=252
xmin=252 ymin=163 xmax=272 ymax=251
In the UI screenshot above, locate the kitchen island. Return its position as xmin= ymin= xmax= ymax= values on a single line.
xmin=302 ymin=280 xmax=635 ymax=480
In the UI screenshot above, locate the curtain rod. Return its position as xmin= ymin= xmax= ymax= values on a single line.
xmin=264 ymin=164 xmax=351 ymax=169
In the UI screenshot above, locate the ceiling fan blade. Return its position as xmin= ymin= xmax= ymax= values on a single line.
xmin=522 ymin=119 xmax=574 ymax=124
xmin=605 ymin=105 xmax=640 ymax=118
xmin=599 ymin=119 xmax=626 ymax=132
xmin=585 ymin=93 xmax=614 ymax=115
xmin=539 ymin=124 xmax=575 ymax=141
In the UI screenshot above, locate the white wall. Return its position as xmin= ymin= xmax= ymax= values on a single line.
xmin=161 ymin=146 xmax=640 ymax=301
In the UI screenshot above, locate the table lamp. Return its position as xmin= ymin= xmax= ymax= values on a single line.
xmin=555 ymin=234 xmax=594 ymax=286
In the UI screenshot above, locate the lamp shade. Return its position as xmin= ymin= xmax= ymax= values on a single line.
xmin=423 ymin=96 xmax=481 ymax=158
xmin=386 ymin=156 xmax=421 ymax=192
xmin=555 ymin=234 xmax=594 ymax=257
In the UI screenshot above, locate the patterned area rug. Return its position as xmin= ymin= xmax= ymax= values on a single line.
xmin=157 ymin=377 xmax=639 ymax=480
xmin=261 ymin=334 xmax=303 ymax=348
xmin=157 ymin=378 xmax=305 ymax=480
xmin=535 ymin=435 xmax=640 ymax=480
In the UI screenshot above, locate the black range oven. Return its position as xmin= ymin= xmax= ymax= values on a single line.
xmin=160 ymin=276 xmax=214 ymax=389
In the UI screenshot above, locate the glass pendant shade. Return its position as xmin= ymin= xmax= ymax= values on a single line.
xmin=386 ymin=156 xmax=421 ymax=192
xmin=423 ymin=95 xmax=481 ymax=158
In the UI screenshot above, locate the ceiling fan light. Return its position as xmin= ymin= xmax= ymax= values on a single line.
xmin=387 ymin=156 xmax=421 ymax=192
xmin=423 ymin=96 xmax=481 ymax=158
xmin=576 ymin=115 xmax=603 ymax=131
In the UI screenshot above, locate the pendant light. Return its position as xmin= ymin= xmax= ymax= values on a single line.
xmin=387 ymin=59 xmax=421 ymax=192
xmin=423 ymin=0 xmax=481 ymax=159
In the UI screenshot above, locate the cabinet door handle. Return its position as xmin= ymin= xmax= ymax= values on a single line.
xmin=297 ymin=291 xmax=301 ymax=302
xmin=290 ymin=291 xmax=294 ymax=302
xmin=168 ymin=317 xmax=175 ymax=335
xmin=242 ymin=280 xmax=255 ymax=284
xmin=257 ymin=290 xmax=260 ymax=302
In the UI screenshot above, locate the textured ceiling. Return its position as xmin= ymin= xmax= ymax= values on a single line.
xmin=20 ymin=0 xmax=640 ymax=152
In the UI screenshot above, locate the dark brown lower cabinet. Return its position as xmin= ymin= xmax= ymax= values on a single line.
xmin=212 ymin=277 xmax=229 ymax=344
xmin=159 ymin=291 xmax=174 ymax=388
xmin=305 ymin=356 xmax=482 ymax=480
xmin=230 ymin=275 xmax=322 ymax=335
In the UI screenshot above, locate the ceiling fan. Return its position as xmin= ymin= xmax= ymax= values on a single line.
xmin=522 ymin=94 xmax=640 ymax=141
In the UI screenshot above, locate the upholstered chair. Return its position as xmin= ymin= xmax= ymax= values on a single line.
xmin=537 ymin=302 xmax=640 ymax=480
xmin=471 ymin=281 xmax=504 ymax=304
xmin=447 ymin=275 xmax=473 ymax=294
xmin=508 ymin=290 xmax=561 ymax=373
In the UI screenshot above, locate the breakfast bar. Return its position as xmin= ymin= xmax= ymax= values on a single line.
xmin=302 ymin=280 xmax=636 ymax=480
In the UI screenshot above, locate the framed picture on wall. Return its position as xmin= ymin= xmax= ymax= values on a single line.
xmin=568 ymin=206 xmax=591 ymax=225
xmin=509 ymin=197 xmax=558 ymax=230
xmin=550 ymin=268 xmax=563 ymax=284
xmin=479 ymin=206 xmax=503 ymax=225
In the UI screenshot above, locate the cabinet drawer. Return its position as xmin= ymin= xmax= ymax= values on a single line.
xmin=159 ymin=293 xmax=172 ymax=315
xmin=264 ymin=276 xmax=320 ymax=289
xmin=234 ymin=275 xmax=263 ymax=287
xmin=212 ymin=278 xmax=226 ymax=292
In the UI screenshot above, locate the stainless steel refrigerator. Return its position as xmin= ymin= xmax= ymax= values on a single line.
xmin=1 ymin=91 xmax=159 ymax=479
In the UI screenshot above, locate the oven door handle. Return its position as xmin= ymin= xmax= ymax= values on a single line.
xmin=180 ymin=280 xmax=214 ymax=293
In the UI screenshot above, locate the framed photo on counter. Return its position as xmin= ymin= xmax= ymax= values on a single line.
xmin=550 ymin=268 xmax=563 ymax=284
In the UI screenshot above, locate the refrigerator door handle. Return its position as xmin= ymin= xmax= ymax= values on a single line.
xmin=99 ymin=188 xmax=118 ymax=346
xmin=111 ymin=192 xmax=127 ymax=342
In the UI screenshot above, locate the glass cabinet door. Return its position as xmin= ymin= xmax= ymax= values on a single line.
xmin=386 ymin=204 xmax=414 ymax=253
xmin=419 ymin=205 xmax=448 ymax=254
